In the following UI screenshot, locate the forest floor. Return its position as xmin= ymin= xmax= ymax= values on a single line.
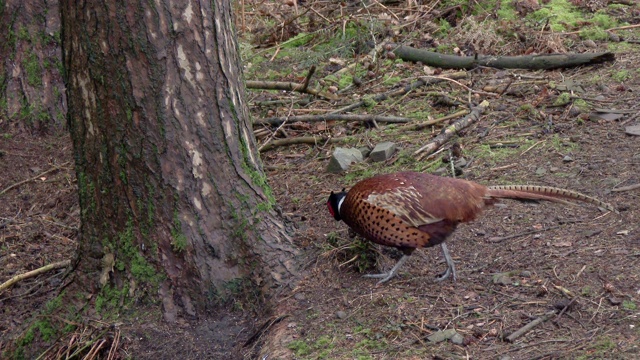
xmin=2 ymin=1 xmax=640 ymax=359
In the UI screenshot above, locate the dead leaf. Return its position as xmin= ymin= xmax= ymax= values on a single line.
xmin=99 ymin=252 xmax=115 ymax=287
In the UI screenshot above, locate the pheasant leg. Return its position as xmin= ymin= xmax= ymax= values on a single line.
xmin=364 ymin=254 xmax=410 ymax=284
xmin=435 ymin=243 xmax=457 ymax=282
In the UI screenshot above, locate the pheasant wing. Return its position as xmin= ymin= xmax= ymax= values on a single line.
xmin=364 ymin=186 xmax=443 ymax=228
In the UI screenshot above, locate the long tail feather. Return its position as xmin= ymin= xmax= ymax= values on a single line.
xmin=486 ymin=185 xmax=615 ymax=212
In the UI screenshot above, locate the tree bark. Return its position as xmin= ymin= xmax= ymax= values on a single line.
xmin=61 ymin=0 xmax=298 ymax=323
xmin=0 ymin=0 xmax=67 ymax=132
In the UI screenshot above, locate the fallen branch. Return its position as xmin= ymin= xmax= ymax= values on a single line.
xmin=254 ymin=114 xmax=411 ymax=126
xmin=259 ymin=135 xmax=351 ymax=152
xmin=246 ymin=75 xmax=338 ymax=101
xmin=331 ymin=71 xmax=468 ymax=114
xmin=402 ymin=109 xmax=469 ymax=131
xmin=0 ymin=259 xmax=71 ymax=294
xmin=0 ymin=161 xmax=72 ymax=197
xmin=394 ymin=45 xmax=615 ymax=70
xmin=414 ymin=100 xmax=489 ymax=159
xmin=505 ymin=310 xmax=557 ymax=343
xmin=611 ymin=183 xmax=640 ymax=192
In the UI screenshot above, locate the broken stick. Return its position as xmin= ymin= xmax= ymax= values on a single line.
xmin=505 ymin=310 xmax=557 ymax=343
xmin=414 ymin=100 xmax=489 ymax=160
xmin=0 ymin=259 xmax=71 ymax=294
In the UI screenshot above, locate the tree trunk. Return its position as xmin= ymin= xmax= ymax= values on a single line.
xmin=0 ymin=0 xmax=67 ymax=132
xmin=61 ymin=0 xmax=298 ymax=323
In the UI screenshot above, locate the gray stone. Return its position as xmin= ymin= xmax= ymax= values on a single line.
xmin=357 ymin=147 xmax=372 ymax=158
xmin=520 ymin=270 xmax=532 ymax=278
xmin=427 ymin=329 xmax=457 ymax=343
xmin=454 ymin=157 xmax=468 ymax=168
xmin=336 ymin=311 xmax=347 ymax=319
xmin=535 ymin=167 xmax=547 ymax=176
xmin=562 ymin=155 xmax=573 ymax=162
xmin=450 ymin=332 xmax=464 ymax=345
xmin=625 ymin=125 xmax=640 ymax=136
xmin=493 ymin=272 xmax=512 ymax=285
xmin=434 ymin=167 xmax=447 ymax=176
xmin=370 ymin=142 xmax=397 ymax=162
xmin=327 ymin=147 xmax=364 ymax=173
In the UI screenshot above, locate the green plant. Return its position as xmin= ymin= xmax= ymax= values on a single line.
xmin=171 ymin=210 xmax=188 ymax=252
xmin=622 ymin=300 xmax=637 ymax=310
xmin=23 ymin=52 xmax=42 ymax=87
xmin=287 ymin=340 xmax=312 ymax=357
xmin=553 ymin=92 xmax=571 ymax=106
xmin=612 ymin=70 xmax=630 ymax=82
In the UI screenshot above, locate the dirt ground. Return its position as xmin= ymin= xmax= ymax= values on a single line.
xmin=2 ymin=1 xmax=640 ymax=359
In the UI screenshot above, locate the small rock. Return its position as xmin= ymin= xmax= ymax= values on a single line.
xmin=427 ymin=329 xmax=457 ymax=343
xmin=583 ymin=39 xmax=597 ymax=48
xmin=370 ymin=142 xmax=397 ymax=162
xmin=336 ymin=311 xmax=347 ymax=319
xmin=357 ymin=146 xmax=371 ymax=158
xmin=434 ymin=167 xmax=447 ymax=176
xmin=608 ymin=32 xmax=620 ymax=42
xmin=549 ymin=167 xmax=559 ymax=173
xmin=492 ymin=272 xmax=512 ymax=285
xmin=568 ymin=107 xmax=581 ymax=117
xmin=554 ymin=298 xmax=576 ymax=311
xmin=535 ymin=167 xmax=547 ymax=176
xmin=562 ymin=155 xmax=573 ymax=163
xmin=450 ymin=332 xmax=464 ymax=345
xmin=454 ymin=157 xmax=468 ymax=168
xmin=608 ymin=297 xmax=622 ymax=305
xmin=326 ymin=147 xmax=364 ymax=173
xmin=625 ymin=125 xmax=640 ymax=136
xmin=520 ymin=270 xmax=532 ymax=278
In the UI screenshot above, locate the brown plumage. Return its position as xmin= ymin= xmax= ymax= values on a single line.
xmin=327 ymin=171 xmax=614 ymax=284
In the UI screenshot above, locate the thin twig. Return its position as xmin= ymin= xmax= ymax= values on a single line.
xmin=555 ymin=297 xmax=578 ymax=322
xmin=0 ymin=162 xmax=71 ymax=196
xmin=259 ymin=135 xmax=351 ymax=152
xmin=0 ymin=260 xmax=71 ymax=294
xmin=611 ymin=183 xmax=640 ymax=192
xmin=488 ymin=223 xmax=567 ymax=243
xmin=331 ymin=71 xmax=468 ymax=114
xmin=255 ymin=114 xmax=412 ymax=126
xmin=402 ymin=109 xmax=469 ymax=131
xmin=505 ymin=310 xmax=557 ymax=343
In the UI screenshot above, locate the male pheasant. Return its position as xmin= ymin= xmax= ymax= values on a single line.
xmin=327 ymin=171 xmax=614 ymax=284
